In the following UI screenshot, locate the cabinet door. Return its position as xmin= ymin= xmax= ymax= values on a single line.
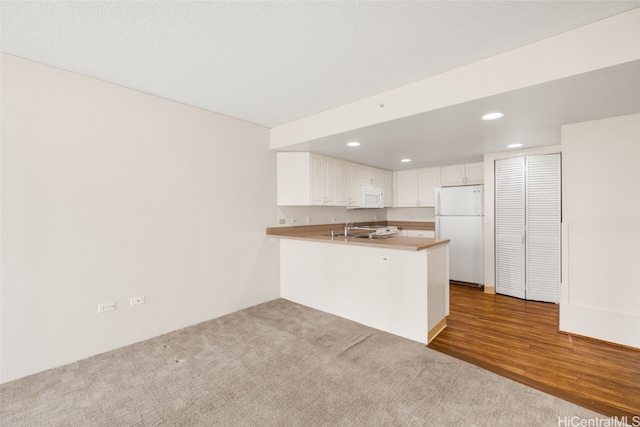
xmin=334 ymin=159 xmax=349 ymax=206
xmin=322 ymin=156 xmax=336 ymax=205
xmin=441 ymin=164 xmax=465 ymax=187
xmin=369 ymin=168 xmax=381 ymax=186
xmin=394 ymin=169 xmax=419 ymax=207
xmin=347 ymin=163 xmax=361 ymax=206
xmin=310 ymin=154 xmax=325 ymax=205
xmin=465 ymin=162 xmax=484 ymax=185
xmin=277 ymin=152 xmax=312 ymax=206
xmin=380 ymin=170 xmax=393 ymax=207
xmin=417 ymin=167 xmax=441 ymax=206
xmin=359 ymin=165 xmax=372 ymax=185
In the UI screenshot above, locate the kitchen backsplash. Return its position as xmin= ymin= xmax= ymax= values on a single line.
xmin=386 ymin=207 xmax=436 ymax=222
xmin=276 ymin=206 xmax=435 ymax=226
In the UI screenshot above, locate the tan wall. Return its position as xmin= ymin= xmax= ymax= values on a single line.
xmin=0 ymin=54 xmax=280 ymax=382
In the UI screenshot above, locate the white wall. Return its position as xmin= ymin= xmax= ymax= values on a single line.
xmin=0 ymin=54 xmax=280 ymax=383
xmin=560 ymin=114 xmax=640 ymax=348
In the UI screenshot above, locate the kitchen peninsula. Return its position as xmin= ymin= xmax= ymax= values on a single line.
xmin=267 ymin=223 xmax=450 ymax=344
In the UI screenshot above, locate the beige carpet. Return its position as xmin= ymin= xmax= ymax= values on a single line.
xmin=1 ymin=299 xmax=604 ymax=426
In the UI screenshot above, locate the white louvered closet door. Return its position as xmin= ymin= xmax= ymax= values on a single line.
xmin=495 ymin=157 xmax=526 ymax=299
xmin=526 ymin=154 xmax=561 ymax=303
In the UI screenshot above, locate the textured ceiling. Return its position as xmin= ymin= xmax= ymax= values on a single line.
xmin=2 ymin=1 xmax=640 ymax=128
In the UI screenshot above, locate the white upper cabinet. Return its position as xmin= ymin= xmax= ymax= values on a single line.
xmin=321 ymin=155 xmax=336 ymax=205
xmin=394 ymin=169 xmax=419 ymax=207
xmin=277 ymin=152 xmax=393 ymax=207
xmin=278 ymin=152 xmax=312 ymax=206
xmin=277 ymin=152 xmax=337 ymax=206
xmin=417 ymin=167 xmax=441 ymax=206
xmin=465 ymin=162 xmax=484 ymax=185
xmin=358 ymin=165 xmax=371 ymax=184
xmin=347 ymin=163 xmax=362 ymax=207
xmin=380 ymin=170 xmax=393 ymax=207
xmin=441 ymin=162 xmax=484 ymax=186
xmin=393 ymin=167 xmax=441 ymax=207
xmin=310 ymin=153 xmax=325 ymax=205
xmin=334 ymin=159 xmax=350 ymax=206
xmin=369 ymin=168 xmax=381 ymax=186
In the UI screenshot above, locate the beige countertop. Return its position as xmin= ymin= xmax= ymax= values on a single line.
xmin=267 ymin=223 xmax=448 ymax=252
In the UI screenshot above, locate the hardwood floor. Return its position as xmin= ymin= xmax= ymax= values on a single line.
xmin=428 ymin=285 xmax=640 ymax=419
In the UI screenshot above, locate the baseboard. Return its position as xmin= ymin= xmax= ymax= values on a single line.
xmin=484 ymin=286 xmax=495 ymax=294
xmin=427 ymin=317 xmax=447 ymax=343
xmin=449 ymin=280 xmax=482 ymax=288
xmin=560 ymin=302 xmax=640 ymax=349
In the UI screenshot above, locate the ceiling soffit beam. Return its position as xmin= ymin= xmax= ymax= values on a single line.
xmin=270 ymin=7 xmax=640 ymax=150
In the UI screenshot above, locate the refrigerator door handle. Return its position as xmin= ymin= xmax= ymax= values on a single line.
xmin=436 ymin=189 xmax=441 ymax=216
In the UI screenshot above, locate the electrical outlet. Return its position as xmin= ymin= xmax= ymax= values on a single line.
xmin=98 ymin=302 xmax=116 ymax=313
xmin=279 ymin=218 xmax=286 ymax=225
xmin=289 ymin=218 xmax=297 ymax=225
xmin=130 ymin=296 xmax=145 ymax=306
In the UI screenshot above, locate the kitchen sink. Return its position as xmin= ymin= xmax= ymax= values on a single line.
xmin=354 ymin=234 xmax=394 ymax=239
xmin=326 ymin=233 xmax=367 ymax=238
xmin=326 ymin=233 xmax=394 ymax=239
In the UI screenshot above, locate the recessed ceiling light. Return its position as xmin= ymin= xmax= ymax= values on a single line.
xmin=482 ymin=112 xmax=504 ymax=121
xmin=401 ymin=158 xmax=412 ymax=163
xmin=507 ymin=143 xmax=523 ymax=148
xmin=346 ymin=141 xmax=360 ymax=147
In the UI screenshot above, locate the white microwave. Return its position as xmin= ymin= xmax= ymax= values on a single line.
xmin=348 ymin=185 xmax=384 ymax=209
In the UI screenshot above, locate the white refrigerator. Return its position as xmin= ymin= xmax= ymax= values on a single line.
xmin=436 ymin=185 xmax=484 ymax=286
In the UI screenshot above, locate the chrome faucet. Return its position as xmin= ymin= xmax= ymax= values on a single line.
xmin=344 ymin=221 xmax=352 ymax=237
